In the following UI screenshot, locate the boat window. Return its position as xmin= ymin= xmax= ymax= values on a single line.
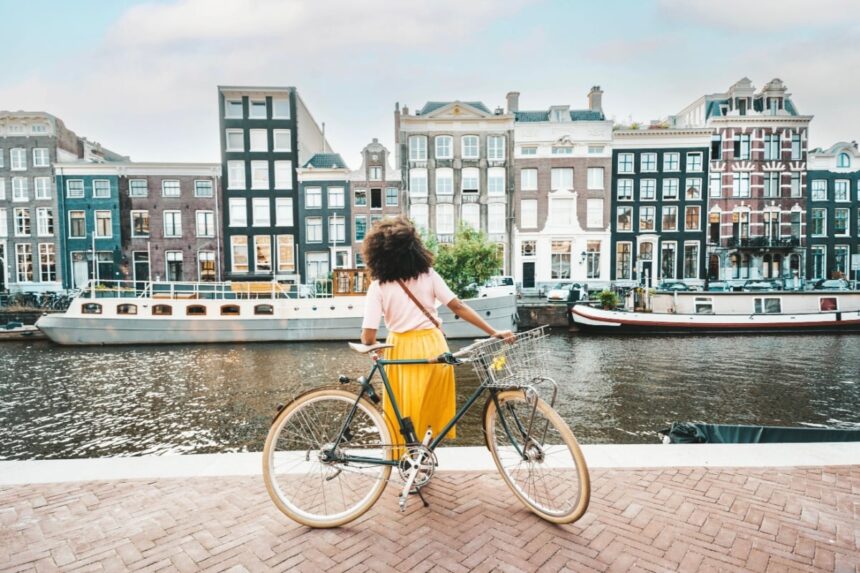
xmin=117 ymin=304 xmax=137 ymax=315
xmin=753 ymin=297 xmax=781 ymax=314
xmin=254 ymin=304 xmax=274 ymax=315
xmin=221 ymin=304 xmax=241 ymax=316
xmin=81 ymin=303 xmax=102 ymax=315
xmin=153 ymin=304 xmax=173 ymax=316
xmin=187 ymin=305 xmax=207 ymax=316
xmin=694 ymin=297 xmax=713 ymax=314
xmin=819 ymin=297 xmax=838 ymax=312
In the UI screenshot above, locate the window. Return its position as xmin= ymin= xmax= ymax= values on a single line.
xmin=354 ymin=189 xmax=367 ymax=206
xmin=409 ymin=136 xmax=427 ymax=161
xmin=436 ymin=168 xmax=453 ymax=195
xmin=15 ymin=244 xmax=32 ymax=282
xmin=462 ymin=136 xmax=479 ymax=159
xmin=461 ymin=168 xmax=479 ymax=193
xmin=129 ymin=179 xmax=147 ymax=197
xmin=251 ymin=161 xmax=269 ymax=189
xmin=274 ymin=160 xmax=292 ymax=189
xmin=616 ymin=206 xmax=633 ymax=231
xmin=683 ymin=242 xmax=699 ymax=279
xmin=36 ymin=177 xmax=52 ymax=200
xmin=248 ymin=129 xmax=267 ymax=152
xmin=551 ymin=241 xmax=571 ymax=279
xmin=837 ymin=152 xmax=851 ymax=168
xmin=487 ymin=135 xmax=505 ymax=160
xmin=617 ymin=153 xmax=634 ymax=174
xmin=194 ymin=180 xmax=213 ymax=197
xmin=488 ymin=167 xmax=505 ymax=195
xmin=551 ymin=198 xmax=576 ymax=227
xmin=790 ymin=173 xmax=801 ymax=197
xmin=0 ymin=208 xmax=7 ymax=237
xmin=275 ymin=197 xmax=293 ymax=226
xmin=226 ymin=129 xmax=244 ymax=151
xmin=834 ymin=208 xmax=849 ymax=235
xmin=521 ymin=241 xmax=536 ymax=257
xmin=228 ymin=161 xmax=245 ymax=189
xmin=409 ymin=168 xmax=427 ymax=196
xmin=14 ymin=208 xmax=30 ymax=237
xmin=520 ymin=146 xmax=537 ymax=156
xmin=550 ymin=168 xmax=573 ymax=190
xmin=435 ymin=135 xmax=452 ymax=159
xmin=834 ymin=245 xmax=849 ymax=274
xmin=811 ymin=246 xmax=826 ymax=279
xmin=385 ymin=187 xmax=398 ymax=206
xmin=118 ymin=304 xmax=137 ymax=315
xmin=436 ymin=204 xmax=454 ymax=234
xmin=0 ymin=179 xmax=5 ymax=200
xmin=196 ymin=211 xmax=215 ymax=237
xmin=587 ymin=167 xmax=604 ymax=190
xmin=685 ymin=178 xmax=702 ymax=200
xmin=521 ymin=168 xmax=537 ymax=191
xmin=588 ymin=145 xmax=604 ymax=155
xmin=36 ymin=207 xmax=53 ymax=236
xmin=369 ymin=166 xmax=382 ymax=180
xmin=616 ymin=242 xmax=632 ymax=280
xmin=791 ymin=211 xmax=801 ymax=239
xmin=304 ymin=187 xmax=322 ymax=209
xmin=811 ymin=180 xmax=827 ymax=201
xmin=225 ymin=99 xmax=243 ymax=118
xmin=694 ymin=297 xmax=713 ymax=315
xmin=585 ymin=241 xmax=601 ymax=279
xmin=709 ymin=212 xmax=721 ymax=244
xmin=664 ymin=153 xmax=680 ymax=171
xmin=709 ymin=173 xmax=722 ymax=198
xmin=273 ymin=129 xmax=291 ymax=151
xmin=163 ymin=251 xmax=183 ymax=281
xmin=617 ymin=179 xmax=633 ymax=201
xmin=461 ymin=204 xmax=480 ymax=229
xmin=732 ymin=172 xmax=750 ymax=197
xmin=272 ymin=97 xmax=290 ymax=119
xmin=93 ymin=211 xmax=110 ymax=238
xmin=835 ymin=180 xmax=849 ymax=202
xmin=306 ymin=217 xmax=322 ymax=242
xmin=255 ymin=304 xmax=274 ymax=316
xmin=276 ymin=235 xmax=294 ymax=272
xmin=249 ymin=100 xmax=267 ymax=119
xmin=370 ymin=188 xmax=382 ymax=209
xmin=231 ymin=236 xmax=248 ymax=273
xmin=254 ymin=236 xmax=272 ymax=272
xmin=686 ymin=152 xmax=703 ymax=172
xmin=587 ymin=199 xmax=603 ymax=228
xmin=410 ymin=203 xmax=428 ymax=230
xmin=32 ymin=148 xmax=49 ymax=167
xmin=662 ymin=206 xmax=677 ymax=231
xmin=791 ymin=133 xmax=802 ymax=160
xmin=251 ymin=198 xmax=270 ymax=227
xmin=662 ymin=178 xmax=679 ymax=200
xmin=763 ymin=172 xmax=780 ymax=198
xmin=641 ymin=153 xmax=657 ymax=172
xmin=811 ymin=208 xmax=826 ymax=236
xmin=685 ymin=206 xmax=700 ymax=231
xmin=69 ymin=211 xmax=85 ymax=238
xmin=163 ymin=210 xmax=181 ymax=237
xmin=131 ymin=211 xmax=150 ymax=237
xmin=639 ymin=206 xmax=655 ymax=231
xmin=67 ymin=179 xmax=84 ymax=198
xmin=661 ymin=242 xmax=676 ymax=279
xmin=733 ymin=211 xmax=750 ymax=240
xmin=91 ymin=179 xmax=110 ymax=198
xmin=153 ymin=304 xmax=173 ymax=316
xmin=81 ymin=303 xmax=102 ymax=315
xmin=521 ymin=200 xmax=537 ymax=228
xmin=488 ymin=203 xmax=505 ymax=234
xmin=551 ymin=146 xmax=573 ymax=156
xmin=10 ymin=148 xmax=26 ymax=170
xmin=329 ymin=216 xmax=345 ymax=242
xmin=228 ymin=198 xmax=247 ymax=227
xmin=328 ymin=187 xmax=345 ymax=209
xmin=754 ymin=297 xmax=782 ymax=314
xmin=12 ymin=178 xmax=28 ymax=201
xmin=186 ymin=305 xmax=207 ymax=316
xmin=355 ymin=215 xmax=367 ymax=241
xmin=736 ymin=134 xmax=751 ymax=160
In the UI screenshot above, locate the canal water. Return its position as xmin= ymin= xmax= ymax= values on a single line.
xmin=1 ymin=332 xmax=859 ymax=460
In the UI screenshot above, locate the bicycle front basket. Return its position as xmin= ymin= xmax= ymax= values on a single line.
xmin=468 ymin=326 xmax=550 ymax=388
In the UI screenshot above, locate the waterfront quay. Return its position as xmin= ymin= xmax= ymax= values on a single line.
xmin=1 ymin=445 xmax=858 ymax=572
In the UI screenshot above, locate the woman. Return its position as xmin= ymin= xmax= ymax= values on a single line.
xmin=361 ymin=217 xmax=514 ymax=446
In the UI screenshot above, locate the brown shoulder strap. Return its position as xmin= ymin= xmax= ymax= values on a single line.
xmin=396 ymin=279 xmax=441 ymax=329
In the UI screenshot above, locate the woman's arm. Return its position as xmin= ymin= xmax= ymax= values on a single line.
xmin=447 ymin=298 xmax=515 ymax=342
xmin=361 ymin=328 xmax=377 ymax=346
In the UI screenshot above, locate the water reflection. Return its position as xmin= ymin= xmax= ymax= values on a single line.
xmin=1 ymin=332 xmax=858 ymax=459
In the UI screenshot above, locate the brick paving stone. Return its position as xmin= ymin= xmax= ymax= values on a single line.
xmin=1 ymin=466 xmax=859 ymax=572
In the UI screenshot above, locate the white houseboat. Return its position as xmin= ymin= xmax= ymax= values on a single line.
xmin=570 ymin=290 xmax=860 ymax=334
xmin=37 ymin=270 xmax=518 ymax=346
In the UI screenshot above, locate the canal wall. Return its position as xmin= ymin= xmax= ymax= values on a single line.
xmin=0 ymin=310 xmax=51 ymax=326
xmin=517 ymin=302 xmax=569 ymax=329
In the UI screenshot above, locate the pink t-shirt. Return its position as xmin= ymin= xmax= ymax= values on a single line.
xmin=361 ymin=269 xmax=457 ymax=333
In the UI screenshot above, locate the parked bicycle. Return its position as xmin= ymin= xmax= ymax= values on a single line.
xmin=263 ymin=326 xmax=590 ymax=528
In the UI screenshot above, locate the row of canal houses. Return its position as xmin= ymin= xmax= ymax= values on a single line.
xmin=1 ymin=77 xmax=859 ymax=293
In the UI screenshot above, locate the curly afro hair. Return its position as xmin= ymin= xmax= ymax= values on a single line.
xmin=362 ymin=216 xmax=434 ymax=283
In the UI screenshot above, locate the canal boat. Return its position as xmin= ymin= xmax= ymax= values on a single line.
xmin=0 ymin=321 xmax=46 ymax=341
xmin=35 ymin=270 xmax=518 ymax=346
xmin=570 ymin=290 xmax=860 ymax=334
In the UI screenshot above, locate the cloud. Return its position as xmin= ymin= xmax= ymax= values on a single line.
xmin=659 ymin=0 xmax=860 ymax=31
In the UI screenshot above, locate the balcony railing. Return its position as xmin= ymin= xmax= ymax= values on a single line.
xmin=726 ymin=236 xmax=801 ymax=249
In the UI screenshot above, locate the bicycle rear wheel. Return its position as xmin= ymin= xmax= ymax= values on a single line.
xmin=263 ymin=388 xmax=392 ymax=528
xmin=484 ymin=389 xmax=590 ymax=524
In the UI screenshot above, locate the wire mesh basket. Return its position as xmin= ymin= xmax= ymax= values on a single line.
xmin=467 ymin=326 xmax=551 ymax=389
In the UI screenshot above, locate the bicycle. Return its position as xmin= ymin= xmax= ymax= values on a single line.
xmin=262 ymin=326 xmax=590 ymax=528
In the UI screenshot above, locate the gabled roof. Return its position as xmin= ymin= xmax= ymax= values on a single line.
xmin=514 ymin=109 xmax=604 ymax=122
xmin=303 ymin=153 xmax=348 ymax=169
xmin=418 ymin=101 xmax=491 ymax=115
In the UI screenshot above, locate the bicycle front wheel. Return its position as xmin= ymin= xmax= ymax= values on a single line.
xmin=484 ymin=389 xmax=590 ymax=524
xmin=263 ymin=388 xmax=392 ymax=528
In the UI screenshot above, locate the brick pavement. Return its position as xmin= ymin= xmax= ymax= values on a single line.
xmin=1 ymin=466 xmax=858 ymax=572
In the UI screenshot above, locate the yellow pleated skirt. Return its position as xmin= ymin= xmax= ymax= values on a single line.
xmin=384 ymin=328 xmax=456 ymax=444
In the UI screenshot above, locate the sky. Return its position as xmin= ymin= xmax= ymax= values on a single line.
xmin=1 ymin=0 xmax=859 ymax=167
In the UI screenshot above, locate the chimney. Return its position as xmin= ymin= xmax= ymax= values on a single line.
xmin=588 ymin=86 xmax=603 ymax=112
xmin=506 ymin=91 xmax=520 ymax=113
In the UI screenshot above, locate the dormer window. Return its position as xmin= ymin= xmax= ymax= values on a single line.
xmin=551 ymin=146 xmax=573 ymax=156
xmin=837 ymin=152 xmax=851 ymax=169
xmin=550 ymin=106 xmax=570 ymax=122
xmin=737 ymin=98 xmax=747 ymax=115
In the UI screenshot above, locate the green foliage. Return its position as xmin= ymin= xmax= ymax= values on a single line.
xmin=598 ymin=289 xmax=619 ymax=310
xmin=433 ymin=225 xmax=503 ymax=299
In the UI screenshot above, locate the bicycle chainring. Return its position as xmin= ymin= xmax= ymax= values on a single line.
xmin=397 ymin=445 xmax=437 ymax=488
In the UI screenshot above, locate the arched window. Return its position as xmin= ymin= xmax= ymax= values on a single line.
xmin=221 ymin=304 xmax=241 ymax=316
xmin=731 ymin=254 xmax=739 ymax=279
xmin=254 ymin=304 xmax=274 ymax=315
xmin=81 ymin=303 xmax=102 ymax=315
xmin=837 ymin=152 xmax=851 ymax=168
xmin=186 ymin=305 xmax=207 ymax=316
xmin=117 ymin=304 xmax=137 ymax=315
xmin=153 ymin=304 xmax=172 ymax=316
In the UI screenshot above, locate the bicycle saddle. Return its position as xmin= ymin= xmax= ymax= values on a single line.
xmin=348 ymin=342 xmax=394 ymax=354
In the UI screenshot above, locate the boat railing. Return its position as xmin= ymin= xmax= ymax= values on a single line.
xmin=77 ymin=279 xmax=338 ymax=301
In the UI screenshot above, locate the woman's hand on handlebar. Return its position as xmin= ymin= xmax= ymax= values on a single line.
xmin=492 ymin=330 xmax=516 ymax=343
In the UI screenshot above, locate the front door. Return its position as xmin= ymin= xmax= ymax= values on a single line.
xmin=640 ymin=261 xmax=653 ymax=287
xmin=133 ymin=252 xmax=150 ymax=290
xmin=708 ymin=254 xmax=720 ymax=281
xmin=72 ymin=253 xmax=90 ymax=288
xmin=522 ymin=261 xmax=535 ymax=289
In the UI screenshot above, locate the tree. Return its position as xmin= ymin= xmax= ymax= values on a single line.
xmin=433 ymin=225 xmax=503 ymax=298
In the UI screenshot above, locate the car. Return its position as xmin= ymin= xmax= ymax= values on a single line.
xmin=813 ymin=278 xmax=851 ymax=291
xmin=742 ymin=279 xmax=782 ymax=292
xmin=477 ymin=275 xmax=517 ymax=298
xmin=546 ymin=282 xmax=579 ymax=302
xmin=706 ymin=281 xmax=732 ymax=292
xmin=656 ymin=280 xmax=691 ymax=292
